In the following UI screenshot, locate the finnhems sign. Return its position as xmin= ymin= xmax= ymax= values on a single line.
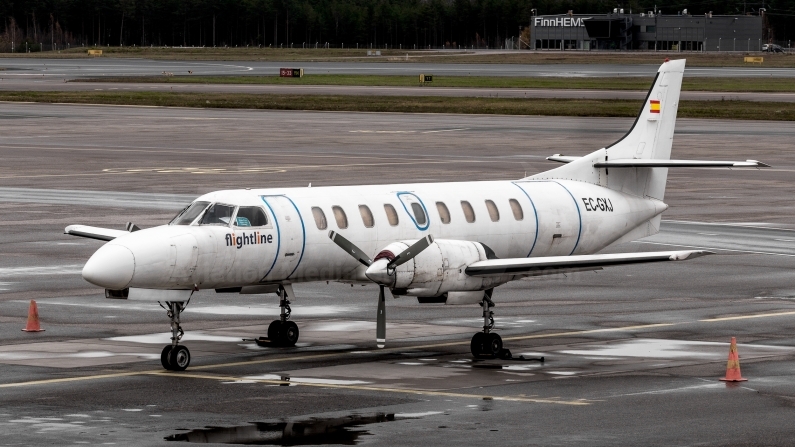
xmin=534 ymin=17 xmax=589 ymax=27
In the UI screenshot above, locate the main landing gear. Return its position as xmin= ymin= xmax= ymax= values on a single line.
xmin=160 ymin=301 xmax=191 ymax=371
xmin=259 ymin=285 xmax=299 ymax=347
xmin=470 ymin=289 xmax=510 ymax=359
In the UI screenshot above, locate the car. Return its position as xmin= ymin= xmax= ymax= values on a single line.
xmin=762 ymin=43 xmax=785 ymax=53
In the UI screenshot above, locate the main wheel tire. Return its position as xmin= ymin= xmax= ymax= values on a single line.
xmin=160 ymin=345 xmax=173 ymax=370
xmin=485 ymin=333 xmax=503 ymax=358
xmin=470 ymin=332 xmax=486 ymax=357
xmin=267 ymin=320 xmax=282 ymax=345
xmin=168 ymin=345 xmax=191 ymax=371
xmin=280 ymin=321 xmax=299 ymax=347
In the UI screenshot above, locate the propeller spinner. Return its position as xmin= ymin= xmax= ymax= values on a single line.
xmin=328 ymin=231 xmax=434 ymax=348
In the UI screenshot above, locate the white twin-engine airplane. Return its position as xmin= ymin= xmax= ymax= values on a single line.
xmin=66 ymin=59 xmax=768 ymax=371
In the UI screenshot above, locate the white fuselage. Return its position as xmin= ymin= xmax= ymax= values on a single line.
xmin=82 ymin=179 xmax=666 ymax=293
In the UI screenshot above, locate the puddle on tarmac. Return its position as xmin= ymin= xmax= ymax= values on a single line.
xmin=165 ymin=413 xmax=395 ymax=444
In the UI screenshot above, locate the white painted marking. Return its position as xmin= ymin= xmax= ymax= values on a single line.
xmin=394 ymin=411 xmax=444 ymax=418
xmin=107 ymin=332 xmax=243 ymax=344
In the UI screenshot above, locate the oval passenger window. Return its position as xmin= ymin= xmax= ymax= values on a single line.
xmin=359 ymin=205 xmax=375 ymax=228
xmin=509 ymin=199 xmax=524 ymax=221
xmin=436 ymin=202 xmax=450 ymax=224
xmin=312 ymin=207 xmax=327 ymax=230
xmin=485 ymin=200 xmax=500 ymax=222
xmin=461 ymin=201 xmax=476 ymax=223
xmin=410 ymin=202 xmax=427 ymax=226
xmin=384 ymin=204 xmax=399 ymax=226
xmin=332 ymin=206 xmax=348 ymax=229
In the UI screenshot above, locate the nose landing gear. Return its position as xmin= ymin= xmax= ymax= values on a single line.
xmin=258 ymin=285 xmax=299 ymax=347
xmin=469 ymin=289 xmax=509 ymax=359
xmin=160 ymin=301 xmax=191 ymax=371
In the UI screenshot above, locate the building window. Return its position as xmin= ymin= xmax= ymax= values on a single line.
xmin=509 ymin=199 xmax=524 ymax=221
xmin=359 ymin=205 xmax=374 ymax=228
xmin=436 ymin=202 xmax=451 ymax=224
xmin=461 ymin=201 xmax=476 ymax=223
xmin=410 ymin=202 xmax=427 ymax=226
xmin=485 ymin=200 xmax=500 ymax=222
xmin=384 ymin=204 xmax=399 ymax=226
xmin=311 ymin=207 xmax=327 ymax=230
xmin=332 ymin=206 xmax=348 ymax=229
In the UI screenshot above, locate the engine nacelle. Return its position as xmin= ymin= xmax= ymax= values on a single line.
xmin=375 ymin=239 xmax=506 ymax=297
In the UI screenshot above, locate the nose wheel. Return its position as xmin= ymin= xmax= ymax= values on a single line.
xmin=469 ymin=289 xmax=510 ymax=359
xmin=160 ymin=301 xmax=191 ymax=371
xmin=257 ymin=285 xmax=300 ymax=347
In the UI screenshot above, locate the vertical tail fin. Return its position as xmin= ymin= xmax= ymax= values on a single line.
xmin=604 ymin=58 xmax=684 ymax=200
xmin=531 ymin=59 xmax=685 ymax=201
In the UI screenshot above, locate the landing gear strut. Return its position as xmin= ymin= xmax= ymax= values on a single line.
xmin=470 ymin=289 xmax=508 ymax=359
xmin=262 ymin=285 xmax=299 ymax=347
xmin=160 ymin=301 xmax=191 ymax=371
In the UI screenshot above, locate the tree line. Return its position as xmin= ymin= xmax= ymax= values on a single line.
xmin=0 ymin=0 xmax=792 ymax=52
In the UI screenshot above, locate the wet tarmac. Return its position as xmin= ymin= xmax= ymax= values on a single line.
xmin=1 ymin=104 xmax=795 ymax=445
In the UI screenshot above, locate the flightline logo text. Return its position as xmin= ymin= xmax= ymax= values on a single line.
xmin=226 ymin=232 xmax=273 ymax=249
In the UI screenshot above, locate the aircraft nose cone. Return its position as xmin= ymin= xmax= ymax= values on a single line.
xmin=365 ymin=259 xmax=393 ymax=286
xmin=82 ymin=244 xmax=135 ymax=289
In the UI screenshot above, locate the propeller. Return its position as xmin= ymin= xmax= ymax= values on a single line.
xmin=328 ymin=231 xmax=435 ymax=348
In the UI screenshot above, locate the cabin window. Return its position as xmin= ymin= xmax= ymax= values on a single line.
xmin=485 ymin=200 xmax=500 ymax=222
xmin=311 ymin=207 xmax=327 ymax=230
xmin=461 ymin=201 xmax=476 ymax=223
xmin=359 ymin=205 xmax=375 ymax=228
xmin=200 ymin=203 xmax=236 ymax=226
xmin=410 ymin=203 xmax=427 ymax=226
xmin=436 ymin=202 xmax=451 ymax=224
xmin=509 ymin=199 xmax=524 ymax=221
xmin=384 ymin=204 xmax=399 ymax=226
xmin=235 ymin=206 xmax=268 ymax=227
xmin=171 ymin=201 xmax=210 ymax=225
xmin=332 ymin=206 xmax=348 ymax=229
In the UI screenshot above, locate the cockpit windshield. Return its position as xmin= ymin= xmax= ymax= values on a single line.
xmin=171 ymin=201 xmax=210 ymax=225
xmin=200 ymin=203 xmax=236 ymax=226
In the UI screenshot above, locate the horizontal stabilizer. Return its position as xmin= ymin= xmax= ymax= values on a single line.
xmin=465 ymin=250 xmax=712 ymax=277
xmin=64 ymin=225 xmax=128 ymax=241
xmin=546 ymin=155 xmax=769 ymax=168
xmin=546 ymin=154 xmax=580 ymax=164
xmin=593 ymin=159 xmax=770 ymax=168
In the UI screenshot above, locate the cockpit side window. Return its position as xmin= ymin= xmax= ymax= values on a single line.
xmin=234 ymin=206 xmax=269 ymax=227
xmin=171 ymin=201 xmax=210 ymax=225
xmin=200 ymin=203 xmax=236 ymax=226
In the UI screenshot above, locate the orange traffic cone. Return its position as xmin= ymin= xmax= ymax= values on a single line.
xmin=719 ymin=337 xmax=746 ymax=382
xmin=21 ymin=300 xmax=44 ymax=332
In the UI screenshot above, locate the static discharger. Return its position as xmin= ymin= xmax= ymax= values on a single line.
xmin=719 ymin=337 xmax=747 ymax=382
xmin=21 ymin=300 xmax=44 ymax=332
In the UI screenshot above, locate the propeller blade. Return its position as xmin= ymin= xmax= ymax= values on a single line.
xmin=328 ymin=230 xmax=373 ymax=267
xmin=387 ymin=235 xmax=435 ymax=269
xmin=376 ymin=285 xmax=386 ymax=348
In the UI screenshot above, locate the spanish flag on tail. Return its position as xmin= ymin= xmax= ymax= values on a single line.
xmin=650 ymin=99 xmax=661 ymax=113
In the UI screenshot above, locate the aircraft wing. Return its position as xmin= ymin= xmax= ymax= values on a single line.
xmin=464 ymin=250 xmax=712 ymax=277
xmin=64 ymin=225 xmax=129 ymax=241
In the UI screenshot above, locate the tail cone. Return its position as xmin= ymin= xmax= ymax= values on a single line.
xmin=719 ymin=337 xmax=747 ymax=382
xmin=21 ymin=300 xmax=44 ymax=332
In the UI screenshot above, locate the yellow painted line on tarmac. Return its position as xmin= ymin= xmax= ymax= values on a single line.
xmin=144 ymin=371 xmax=590 ymax=406
xmin=0 ymin=371 xmax=147 ymax=388
xmin=699 ymin=310 xmax=795 ymax=322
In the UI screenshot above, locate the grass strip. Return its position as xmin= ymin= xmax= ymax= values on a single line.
xmin=1 ymin=91 xmax=792 ymax=121
xmin=76 ymin=74 xmax=795 ymax=93
xmin=7 ymin=47 xmax=795 ymax=67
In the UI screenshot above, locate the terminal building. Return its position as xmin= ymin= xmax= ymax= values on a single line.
xmin=531 ymin=11 xmax=763 ymax=51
